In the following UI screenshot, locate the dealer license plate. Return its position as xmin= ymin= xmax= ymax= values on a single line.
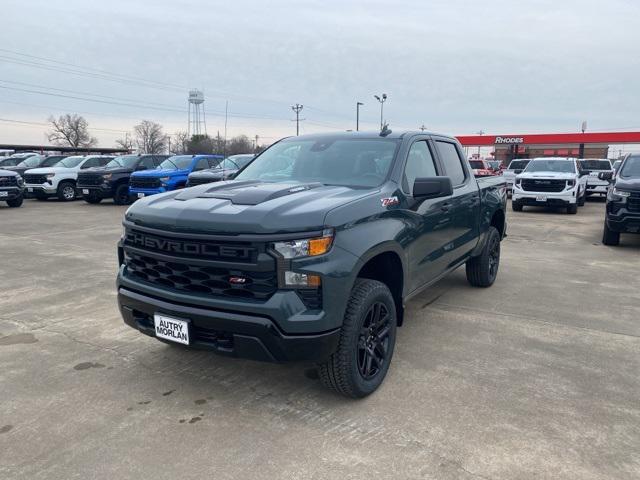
xmin=536 ymin=195 xmax=547 ymax=202
xmin=0 ymin=191 xmax=7 ymax=197
xmin=153 ymin=314 xmax=190 ymax=345
xmin=82 ymin=189 xmax=89 ymax=194
xmin=137 ymin=193 xmax=145 ymax=198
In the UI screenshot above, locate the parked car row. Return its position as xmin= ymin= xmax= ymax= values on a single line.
xmin=0 ymin=152 xmax=257 ymax=208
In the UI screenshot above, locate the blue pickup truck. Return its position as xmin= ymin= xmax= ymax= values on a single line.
xmin=129 ymin=154 xmax=223 ymax=198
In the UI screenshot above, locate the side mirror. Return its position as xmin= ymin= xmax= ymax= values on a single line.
xmin=598 ymin=171 xmax=613 ymax=181
xmin=413 ymin=177 xmax=453 ymax=199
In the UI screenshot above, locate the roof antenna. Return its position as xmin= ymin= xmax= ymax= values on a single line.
xmin=379 ymin=123 xmax=392 ymax=137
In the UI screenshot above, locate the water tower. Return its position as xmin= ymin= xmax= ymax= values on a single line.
xmin=188 ymin=89 xmax=207 ymax=137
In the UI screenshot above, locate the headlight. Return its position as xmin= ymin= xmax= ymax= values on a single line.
xmin=612 ymin=188 xmax=630 ymax=198
xmin=16 ymin=175 xmax=24 ymax=186
xmin=103 ymin=173 xmax=112 ymax=180
xmin=46 ymin=173 xmax=55 ymax=179
xmin=566 ymin=179 xmax=576 ymax=187
xmin=159 ymin=176 xmax=170 ymax=182
xmin=273 ymin=229 xmax=334 ymax=259
xmin=283 ymin=271 xmax=321 ymax=288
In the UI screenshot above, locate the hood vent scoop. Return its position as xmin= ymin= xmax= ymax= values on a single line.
xmin=190 ymin=181 xmax=324 ymax=205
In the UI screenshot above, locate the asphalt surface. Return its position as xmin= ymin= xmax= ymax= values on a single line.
xmin=1 ymin=197 xmax=639 ymax=479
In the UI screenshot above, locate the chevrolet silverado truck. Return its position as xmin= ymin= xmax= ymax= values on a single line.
xmin=6 ymin=154 xmax=67 ymax=177
xmin=512 ymin=157 xmax=588 ymax=214
xmin=578 ymin=158 xmax=613 ymax=198
xmin=77 ymin=154 xmax=169 ymax=205
xmin=23 ymin=155 xmax=113 ymax=201
xmin=186 ymin=154 xmax=255 ymax=187
xmin=0 ymin=169 xmax=24 ymax=207
xmin=129 ymin=154 xmax=223 ymax=198
xmin=599 ymin=154 xmax=640 ymax=245
xmin=117 ymin=131 xmax=507 ymax=398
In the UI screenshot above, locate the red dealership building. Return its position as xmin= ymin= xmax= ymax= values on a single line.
xmin=455 ymin=131 xmax=640 ymax=164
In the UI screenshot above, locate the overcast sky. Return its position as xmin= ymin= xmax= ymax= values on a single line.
xmin=1 ymin=0 xmax=640 ymax=148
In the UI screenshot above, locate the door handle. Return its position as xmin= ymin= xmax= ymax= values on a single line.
xmin=441 ymin=202 xmax=451 ymax=212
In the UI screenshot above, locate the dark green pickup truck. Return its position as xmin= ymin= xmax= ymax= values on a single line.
xmin=117 ymin=131 xmax=507 ymax=397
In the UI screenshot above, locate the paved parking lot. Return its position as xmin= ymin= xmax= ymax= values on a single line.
xmin=1 ymin=198 xmax=639 ymax=479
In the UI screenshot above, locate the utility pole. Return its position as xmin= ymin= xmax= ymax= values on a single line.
xmin=373 ymin=94 xmax=387 ymax=131
xmin=419 ymin=124 xmax=427 ymax=132
xmin=356 ymin=102 xmax=364 ymax=131
xmin=254 ymin=135 xmax=259 ymax=152
xmin=223 ymin=101 xmax=228 ymax=157
xmin=476 ymin=129 xmax=485 ymax=158
xmin=166 ymin=135 xmax=171 ymax=154
xmin=291 ymin=104 xmax=304 ymax=136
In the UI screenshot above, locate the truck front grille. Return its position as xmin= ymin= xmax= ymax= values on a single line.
xmin=77 ymin=173 xmax=104 ymax=186
xmin=130 ymin=177 xmax=161 ymax=189
xmin=628 ymin=193 xmax=640 ymax=213
xmin=24 ymin=174 xmax=48 ymax=184
xmin=521 ymin=179 xmax=567 ymax=193
xmin=0 ymin=176 xmax=18 ymax=186
xmin=124 ymin=251 xmax=277 ymax=300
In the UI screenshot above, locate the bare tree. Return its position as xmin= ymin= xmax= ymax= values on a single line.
xmin=172 ymin=131 xmax=190 ymax=154
xmin=115 ymin=134 xmax=134 ymax=152
xmin=226 ymin=135 xmax=254 ymax=156
xmin=47 ymin=114 xmax=98 ymax=148
xmin=134 ymin=120 xmax=166 ymax=154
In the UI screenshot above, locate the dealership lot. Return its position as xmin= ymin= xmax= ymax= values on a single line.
xmin=1 ymin=199 xmax=639 ymax=479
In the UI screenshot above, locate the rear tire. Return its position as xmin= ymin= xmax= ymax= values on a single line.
xmin=113 ymin=183 xmax=132 ymax=205
xmin=6 ymin=196 xmax=23 ymax=208
xmin=602 ymin=222 xmax=620 ymax=246
xmin=512 ymin=201 xmax=523 ymax=212
xmin=567 ymin=203 xmax=578 ymax=214
xmin=57 ymin=182 xmax=77 ymax=201
xmin=466 ymin=226 xmax=501 ymax=288
xmin=318 ymin=279 xmax=397 ymax=398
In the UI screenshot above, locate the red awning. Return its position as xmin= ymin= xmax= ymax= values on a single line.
xmin=557 ymin=149 xmax=569 ymax=155
xmin=456 ymin=131 xmax=640 ymax=146
xmin=543 ymin=149 xmax=555 ymax=155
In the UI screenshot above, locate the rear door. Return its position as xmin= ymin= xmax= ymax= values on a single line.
xmin=397 ymin=137 xmax=457 ymax=291
xmin=433 ymin=138 xmax=481 ymax=268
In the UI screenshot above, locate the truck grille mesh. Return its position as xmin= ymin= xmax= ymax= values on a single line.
xmin=124 ymin=251 xmax=277 ymax=300
xmin=628 ymin=193 xmax=640 ymax=213
xmin=521 ymin=179 xmax=567 ymax=193
xmin=77 ymin=173 xmax=104 ymax=186
xmin=24 ymin=174 xmax=48 ymax=184
xmin=130 ymin=177 xmax=161 ymax=189
xmin=0 ymin=176 xmax=18 ymax=186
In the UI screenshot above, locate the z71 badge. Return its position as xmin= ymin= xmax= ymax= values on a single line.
xmin=381 ymin=196 xmax=399 ymax=207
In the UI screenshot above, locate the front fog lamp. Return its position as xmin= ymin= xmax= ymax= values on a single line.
xmin=284 ymin=271 xmax=321 ymax=288
xmin=273 ymin=229 xmax=334 ymax=259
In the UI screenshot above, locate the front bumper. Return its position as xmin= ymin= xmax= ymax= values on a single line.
xmin=606 ymin=208 xmax=640 ymax=234
xmin=24 ymin=184 xmax=56 ymax=197
xmin=118 ymin=286 xmax=341 ymax=362
xmin=512 ymin=186 xmax=578 ymax=205
xmin=129 ymin=187 xmax=166 ymax=197
xmin=78 ymin=184 xmax=113 ymax=198
xmin=0 ymin=187 xmax=23 ymax=200
xmin=586 ymin=184 xmax=608 ymax=194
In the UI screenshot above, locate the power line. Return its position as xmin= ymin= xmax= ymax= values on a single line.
xmin=0 ymin=117 xmax=128 ymax=133
xmin=291 ymin=104 xmax=304 ymax=136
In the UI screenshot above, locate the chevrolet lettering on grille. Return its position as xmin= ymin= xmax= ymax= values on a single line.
xmin=125 ymin=231 xmax=252 ymax=260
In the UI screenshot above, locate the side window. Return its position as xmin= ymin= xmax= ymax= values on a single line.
xmin=403 ymin=141 xmax=438 ymax=193
xmin=81 ymin=158 xmax=98 ymax=168
xmin=435 ymin=141 xmax=466 ymax=186
xmin=194 ymin=158 xmax=210 ymax=171
xmin=140 ymin=157 xmax=156 ymax=170
xmin=208 ymin=158 xmax=221 ymax=168
xmin=99 ymin=157 xmax=112 ymax=166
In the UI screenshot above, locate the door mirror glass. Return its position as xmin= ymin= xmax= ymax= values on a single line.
xmin=413 ymin=177 xmax=453 ymax=199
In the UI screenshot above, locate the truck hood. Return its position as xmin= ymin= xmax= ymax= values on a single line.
xmin=24 ymin=167 xmax=75 ymax=175
xmin=125 ymin=180 xmax=376 ymax=234
xmin=0 ymin=169 xmax=20 ymax=178
xmin=132 ymin=168 xmax=184 ymax=178
xmin=83 ymin=166 xmax=133 ymax=174
xmin=516 ymin=172 xmax=577 ymax=180
xmin=615 ymin=177 xmax=640 ymax=192
xmin=189 ymin=167 xmax=235 ymax=179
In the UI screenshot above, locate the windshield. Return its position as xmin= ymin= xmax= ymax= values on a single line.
xmin=227 ymin=154 xmax=254 ymax=169
xmin=620 ymin=156 xmax=640 ymax=178
xmin=41 ymin=156 xmax=66 ymax=167
xmin=524 ymin=159 xmax=576 ymax=174
xmin=235 ymin=138 xmax=399 ymax=187
xmin=469 ymin=161 xmax=485 ymax=169
xmin=579 ymin=159 xmax=611 ymax=171
xmin=159 ymin=155 xmax=193 ymax=170
xmin=17 ymin=156 xmax=43 ymax=167
xmin=508 ymin=160 xmax=529 ymax=170
xmin=107 ymin=155 xmax=139 ymax=168
xmin=56 ymin=156 xmax=85 ymax=168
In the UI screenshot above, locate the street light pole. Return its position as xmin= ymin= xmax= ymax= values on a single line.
xmin=356 ymin=102 xmax=364 ymax=131
xmin=374 ymin=93 xmax=387 ymax=130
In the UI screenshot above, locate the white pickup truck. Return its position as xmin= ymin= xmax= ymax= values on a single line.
xmin=23 ymin=155 xmax=113 ymax=201
xmin=512 ymin=157 xmax=588 ymax=214
xmin=578 ymin=159 xmax=613 ymax=197
xmin=503 ymin=159 xmax=530 ymax=193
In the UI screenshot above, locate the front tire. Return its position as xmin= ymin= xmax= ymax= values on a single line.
xmin=318 ymin=279 xmax=397 ymax=398
xmin=512 ymin=201 xmax=523 ymax=212
xmin=113 ymin=184 xmax=132 ymax=205
xmin=567 ymin=203 xmax=578 ymax=214
xmin=6 ymin=196 xmax=23 ymax=208
xmin=466 ymin=226 xmax=501 ymax=287
xmin=602 ymin=222 xmax=620 ymax=246
xmin=577 ymin=191 xmax=586 ymax=206
xmin=57 ymin=182 xmax=77 ymax=201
